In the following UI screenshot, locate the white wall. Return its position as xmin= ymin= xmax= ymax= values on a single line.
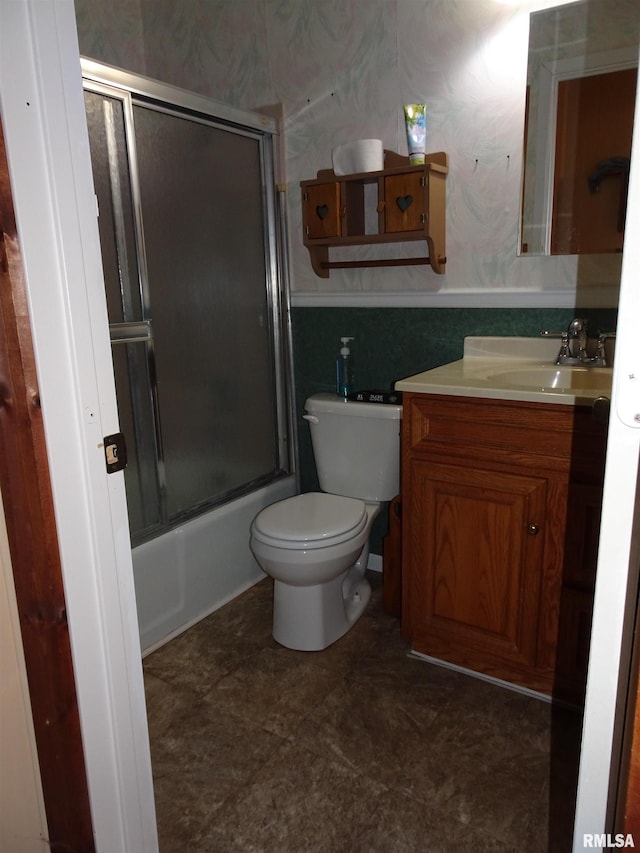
xmin=0 ymin=488 xmax=48 ymax=853
xmin=73 ymin=0 xmax=632 ymax=306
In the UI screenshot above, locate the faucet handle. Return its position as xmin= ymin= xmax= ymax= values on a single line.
xmin=555 ymin=332 xmax=574 ymax=364
xmin=595 ymin=332 xmax=616 ymax=367
xmin=540 ymin=330 xmax=581 ymax=365
xmin=540 ymin=329 xmax=567 ymax=339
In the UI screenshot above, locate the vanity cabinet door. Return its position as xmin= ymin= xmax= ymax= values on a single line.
xmin=405 ymin=457 xmax=550 ymax=689
xmin=400 ymin=391 xmax=607 ymax=699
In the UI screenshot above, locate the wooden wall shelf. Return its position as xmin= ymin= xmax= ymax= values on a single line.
xmin=300 ymin=150 xmax=448 ymax=276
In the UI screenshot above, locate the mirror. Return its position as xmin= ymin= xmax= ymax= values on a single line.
xmin=520 ymin=0 xmax=639 ymax=256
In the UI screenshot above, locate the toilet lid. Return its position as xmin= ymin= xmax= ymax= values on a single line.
xmin=252 ymin=492 xmax=367 ymax=546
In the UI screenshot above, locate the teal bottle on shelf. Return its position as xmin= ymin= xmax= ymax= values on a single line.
xmin=336 ymin=336 xmax=354 ymax=398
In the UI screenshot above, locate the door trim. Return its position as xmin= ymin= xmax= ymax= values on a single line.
xmin=0 ymin=117 xmax=94 ymax=853
xmin=1 ymin=3 xmax=158 ymax=849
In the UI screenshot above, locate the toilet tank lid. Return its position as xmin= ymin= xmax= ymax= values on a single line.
xmin=305 ymin=393 xmax=402 ymax=419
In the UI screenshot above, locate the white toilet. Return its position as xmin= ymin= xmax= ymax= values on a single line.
xmin=250 ymin=392 xmax=402 ymax=651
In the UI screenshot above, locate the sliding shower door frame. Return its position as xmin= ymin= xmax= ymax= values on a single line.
xmin=81 ymin=59 xmax=295 ymax=544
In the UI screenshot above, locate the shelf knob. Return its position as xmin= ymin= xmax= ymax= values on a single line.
xmin=526 ymin=523 xmax=540 ymax=536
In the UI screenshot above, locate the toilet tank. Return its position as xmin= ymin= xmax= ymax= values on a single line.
xmin=304 ymin=393 xmax=402 ymax=501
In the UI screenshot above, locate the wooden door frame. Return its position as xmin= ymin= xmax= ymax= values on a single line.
xmin=0 ymin=120 xmax=94 ymax=851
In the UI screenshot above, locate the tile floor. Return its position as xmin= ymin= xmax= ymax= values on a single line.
xmin=143 ymin=572 xmax=582 ymax=852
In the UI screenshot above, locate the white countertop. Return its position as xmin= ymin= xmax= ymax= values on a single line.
xmin=395 ymin=337 xmax=613 ymax=406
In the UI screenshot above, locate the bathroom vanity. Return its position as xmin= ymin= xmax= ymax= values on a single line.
xmin=396 ymin=337 xmax=611 ymax=703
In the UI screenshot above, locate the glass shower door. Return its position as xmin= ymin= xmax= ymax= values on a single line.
xmin=83 ymin=81 xmax=290 ymax=542
xmin=133 ymin=105 xmax=279 ymax=519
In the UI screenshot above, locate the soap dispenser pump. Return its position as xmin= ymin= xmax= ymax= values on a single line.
xmin=336 ymin=336 xmax=354 ymax=398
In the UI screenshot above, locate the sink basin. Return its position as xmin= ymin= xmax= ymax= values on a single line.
xmin=395 ymin=337 xmax=615 ymax=404
xmin=482 ymin=365 xmax=612 ymax=392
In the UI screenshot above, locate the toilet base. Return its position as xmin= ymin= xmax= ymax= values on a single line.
xmin=272 ymin=567 xmax=371 ymax=651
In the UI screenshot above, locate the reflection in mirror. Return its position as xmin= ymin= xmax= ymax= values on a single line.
xmin=520 ymin=0 xmax=639 ymax=256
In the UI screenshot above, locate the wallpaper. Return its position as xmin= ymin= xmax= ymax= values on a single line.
xmin=74 ymin=0 xmax=635 ymax=302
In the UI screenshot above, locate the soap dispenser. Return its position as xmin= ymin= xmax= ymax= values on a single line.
xmin=336 ymin=336 xmax=354 ymax=398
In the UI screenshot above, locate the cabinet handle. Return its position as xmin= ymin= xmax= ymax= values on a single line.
xmin=526 ymin=523 xmax=539 ymax=536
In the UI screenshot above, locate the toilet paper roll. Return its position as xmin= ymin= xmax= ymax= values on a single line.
xmin=332 ymin=139 xmax=384 ymax=175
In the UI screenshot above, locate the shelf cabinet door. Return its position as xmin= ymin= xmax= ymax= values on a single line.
xmin=384 ymin=171 xmax=426 ymax=233
xmin=406 ymin=458 xmax=548 ymax=686
xmin=302 ymin=182 xmax=341 ymax=240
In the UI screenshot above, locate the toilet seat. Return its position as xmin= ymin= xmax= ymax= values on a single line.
xmin=251 ymin=492 xmax=367 ymax=550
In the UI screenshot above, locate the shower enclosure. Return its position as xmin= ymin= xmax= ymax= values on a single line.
xmin=81 ymin=61 xmax=295 ymax=650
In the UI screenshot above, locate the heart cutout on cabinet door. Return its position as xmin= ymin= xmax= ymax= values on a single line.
xmin=396 ymin=195 xmax=413 ymax=212
xmin=316 ymin=204 xmax=329 ymax=220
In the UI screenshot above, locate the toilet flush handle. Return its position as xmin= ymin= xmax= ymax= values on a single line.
xmin=303 ymin=414 xmax=319 ymax=424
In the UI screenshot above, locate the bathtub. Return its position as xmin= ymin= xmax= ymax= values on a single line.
xmin=133 ymin=476 xmax=296 ymax=654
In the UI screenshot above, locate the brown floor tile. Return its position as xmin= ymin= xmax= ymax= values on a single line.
xmin=359 ymin=787 xmax=519 ymax=853
xmin=143 ymin=612 xmax=268 ymax=698
xmin=151 ymin=699 xmax=284 ymax=850
xmin=143 ymin=573 xmax=583 ymax=852
xmin=198 ymin=739 xmax=389 ymax=853
xmin=203 ymin=646 xmax=345 ymax=739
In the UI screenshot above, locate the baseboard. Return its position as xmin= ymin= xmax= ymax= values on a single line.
xmin=408 ymin=650 xmax=552 ymax=703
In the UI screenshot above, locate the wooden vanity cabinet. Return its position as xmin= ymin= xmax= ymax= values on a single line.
xmin=401 ymin=392 xmax=607 ymax=700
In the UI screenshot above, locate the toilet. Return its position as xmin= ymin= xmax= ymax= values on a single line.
xmin=250 ymin=392 xmax=402 ymax=651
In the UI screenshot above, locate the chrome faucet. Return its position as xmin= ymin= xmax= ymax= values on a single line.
xmin=540 ymin=319 xmax=615 ymax=367
xmin=567 ymin=317 xmax=588 ymax=362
